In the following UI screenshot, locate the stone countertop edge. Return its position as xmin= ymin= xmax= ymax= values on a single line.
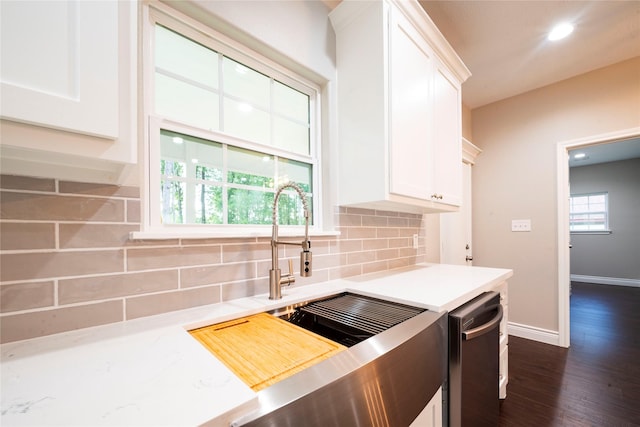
xmin=0 ymin=263 xmax=513 ymax=427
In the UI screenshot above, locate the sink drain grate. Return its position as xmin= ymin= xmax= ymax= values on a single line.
xmin=299 ymin=293 xmax=425 ymax=335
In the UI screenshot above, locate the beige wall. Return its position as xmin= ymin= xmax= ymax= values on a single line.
xmin=462 ymin=103 xmax=473 ymax=141
xmin=471 ymin=57 xmax=640 ymax=332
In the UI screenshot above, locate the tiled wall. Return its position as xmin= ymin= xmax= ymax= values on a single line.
xmin=0 ymin=174 xmax=428 ymax=343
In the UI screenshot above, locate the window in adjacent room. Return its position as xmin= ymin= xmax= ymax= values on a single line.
xmin=143 ymin=5 xmax=320 ymax=235
xmin=569 ymin=192 xmax=610 ymax=233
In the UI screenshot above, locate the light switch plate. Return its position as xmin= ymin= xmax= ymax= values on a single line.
xmin=512 ymin=219 xmax=531 ymax=232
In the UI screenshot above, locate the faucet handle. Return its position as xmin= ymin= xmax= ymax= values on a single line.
xmin=279 ymin=259 xmax=296 ymax=288
xmin=287 ymin=259 xmax=294 ymax=276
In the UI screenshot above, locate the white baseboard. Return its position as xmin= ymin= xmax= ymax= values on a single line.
xmin=570 ymin=274 xmax=640 ymax=288
xmin=508 ymin=322 xmax=560 ymax=346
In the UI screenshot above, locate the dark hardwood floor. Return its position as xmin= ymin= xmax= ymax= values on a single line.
xmin=499 ymin=282 xmax=640 ymax=427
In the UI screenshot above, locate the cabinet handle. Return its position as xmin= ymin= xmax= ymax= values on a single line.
xmin=430 ymin=194 xmax=443 ymax=200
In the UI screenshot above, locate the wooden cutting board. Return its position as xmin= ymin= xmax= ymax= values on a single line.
xmin=189 ymin=312 xmax=346 ymax=391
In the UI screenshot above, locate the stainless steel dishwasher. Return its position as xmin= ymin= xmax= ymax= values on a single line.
xmin=448 ymin=291 xmax=503 ymax=427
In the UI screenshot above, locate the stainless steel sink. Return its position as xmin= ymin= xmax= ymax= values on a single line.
xmin=229 ymin=292 xmax=448 ymax=427
xmin=273 ymin=292 xmax=426 ymax=347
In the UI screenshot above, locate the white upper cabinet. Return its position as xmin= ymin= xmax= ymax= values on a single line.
xmin=388 ymin=8 xmax=434 ymax=201
xmin=0 ymin=0 xmax=137 ymax=183
xmin=330 ymin=0 xmax=470 ymax=213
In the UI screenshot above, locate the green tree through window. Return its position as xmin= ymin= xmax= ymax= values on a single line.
xmin=159 ymin=130 xmax=312 ymax=226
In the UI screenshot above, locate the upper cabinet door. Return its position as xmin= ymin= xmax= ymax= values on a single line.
xmin=389 ymin=8 xmax=434 ymax=201
xmin=432 ymin=61 xmax=463 ymax=206
xmin=1 ymin=0 xmax=119 ymax=139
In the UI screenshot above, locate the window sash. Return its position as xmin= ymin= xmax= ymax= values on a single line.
xmin=149 ymin=118 xmax=316 ymax=229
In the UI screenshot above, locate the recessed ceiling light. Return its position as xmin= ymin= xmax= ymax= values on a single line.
xmin=573 ymin=152 xmax=587 ymax=160
xmin=548 ymin=22 xmax=574 ymax=41
xmin=172 ymin=136 xmax=184 ymax=145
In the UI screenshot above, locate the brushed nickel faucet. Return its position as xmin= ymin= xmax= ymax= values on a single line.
xmin=269 ymin=182 xmax=312 ymax=300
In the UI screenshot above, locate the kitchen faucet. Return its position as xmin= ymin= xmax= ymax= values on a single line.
xmin=269 ymin=182 xmax=312 ymax=300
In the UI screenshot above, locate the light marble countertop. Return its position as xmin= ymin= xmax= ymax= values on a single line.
xmin=0 ymin=263 xmax=512 ymax=427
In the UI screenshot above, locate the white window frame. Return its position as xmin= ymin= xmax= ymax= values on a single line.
xmin=136 ymin=2 xmax=324 ymax=238
xmin=569 ymin=191 xmax=611 ymax=234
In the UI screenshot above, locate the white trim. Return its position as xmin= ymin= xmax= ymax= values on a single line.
xmin=556 ymin=126 xmax=640 ymax=349
xmin=571 ymin=275 xmax=640 ymax=288
xmin=508 ymin=322 xmax=560 ymax=346
xmin=130 ymin=229 xmax=340 ymax=240
xmin=461 ymin=137 xmax=482 ymax=165
xmin=556 ymin=141 xmax=572 ymax=348
xmin=570 ymin=230 xmax=611 ymax=235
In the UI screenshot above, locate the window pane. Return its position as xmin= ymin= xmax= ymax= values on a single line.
xmin=155 ymin=25 xmax=218 ymax=89
xmin=196 ymin=165 xmax=223 ymax=182
xmin=228 ymin=146 xmax=274 ymax=187
xmin=276 ymin=193 xmax=312 ymax=226
xmin=273 ymin=116 xmax=309 ymax=155
xmin=161 ymin=130 xmax=223 ymax=176
xmin=572 ymin=203 xmax=588 ymax=213
xmin=274 ymin=81 xmax=309 ymax=122
xmin=160 ymin=180 xmax=186 ymax=224
xmin=273 ymin=81 xmax=310 ymax=155
xmin=156 ymin=74 xmax=219 ymax=130
xmin=223 ymin=57 xmax=270 ymax=110
xmin=228 ymin=188 xmax=273 ymax=224
xmin=160 ymin=130 xmax=224 ymax=225
xmin=195 ymin=184 xmax=223 ymax=224
xmin=223 ymin=97 xmax=270 ymax=145
xmin=161 ymin=159 xmax=186 ymax=178
xmin=278 ymin=158 xmax=312 ymax=193
xmin=275 ymin=159 xmax=312 ymax=225
xmin=189 ymin=141 xmax=223 ymax=178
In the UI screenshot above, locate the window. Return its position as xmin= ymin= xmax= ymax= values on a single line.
xmin=143 ymin=4 xmax=320 ymax=235
xmin=569 ymin=192 xmax=609 ymax=232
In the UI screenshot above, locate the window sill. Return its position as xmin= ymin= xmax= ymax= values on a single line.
xmin=130 ymin=227 xmax=340 ymax=240
xmin=570 ymin=230 xmax=612 ymax=235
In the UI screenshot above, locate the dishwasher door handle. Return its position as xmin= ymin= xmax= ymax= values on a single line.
xmin=462 ymin=304 xmax=503 ymax=341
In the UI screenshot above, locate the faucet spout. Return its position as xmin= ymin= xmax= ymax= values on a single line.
xmin=269 ymin=182 xmax=312 ymax=300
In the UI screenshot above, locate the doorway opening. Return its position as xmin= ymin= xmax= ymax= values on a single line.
xmin=556 ymin=127 xmax=640 ymax=348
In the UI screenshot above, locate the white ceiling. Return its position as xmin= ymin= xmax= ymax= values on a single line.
xmin=568 ymin=137 xmax=640 ymax=167
xmin=418 ymin=1 xmax=640 ymax=109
